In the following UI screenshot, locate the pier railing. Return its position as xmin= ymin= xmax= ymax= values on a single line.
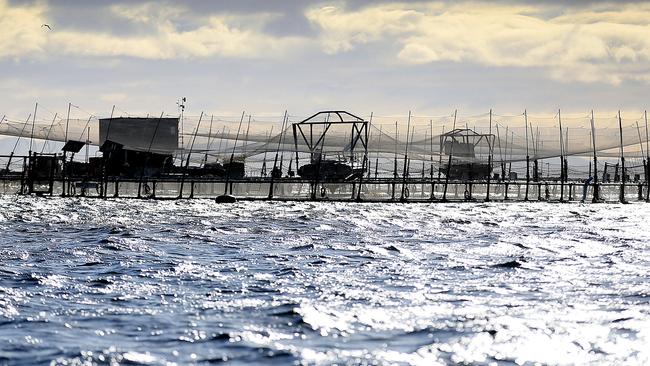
xmin=1 ymin=173 xmax=647 ymax=203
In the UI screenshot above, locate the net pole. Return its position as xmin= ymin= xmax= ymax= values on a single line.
xmin=486 ymin=109 xmax=493 ymax=202
xmin=525 ymin=110 xmax=530 ymax=201
xmin=645 ymin=110 xmax=649 ymax=202
xmin=590 ymin=111 xmax=599 ymax=202
xmin=442 ymin=110 xmax=457 ymax=201
xmin=618 ymin=111 xmax=626 ymax=203
xmin=559 ymin=109 xmax=564 ymax=202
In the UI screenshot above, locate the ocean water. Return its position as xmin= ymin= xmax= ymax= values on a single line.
xmin=0 ymin=196 xmax=649 ymax=365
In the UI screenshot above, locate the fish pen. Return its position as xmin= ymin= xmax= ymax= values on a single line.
xmin=1 ymin=106 xmax=649 ymax=204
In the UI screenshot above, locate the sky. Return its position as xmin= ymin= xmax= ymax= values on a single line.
xmin=1 ymin=0 xmax=650 ymax=120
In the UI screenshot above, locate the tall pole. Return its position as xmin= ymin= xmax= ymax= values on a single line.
xmin=64 ymin=103 xmax=71 ymax=142
xmin=357 ymin=114 xmax=369 ymax=201
xmin=391 ymin=121 xmax=398 ymax=200
xmin=102 ymin=105 xmax=116 ymax=198
xmin=105 ymin=105 xmax=116 ymax=142
xmin=438 ymin=125 xmax=444 ymax=180
xmin=40 ymin=113 xmax=58 ymax=154
xmin=27 ymin=102 xmax=38 ymax=194
xmin=224 ymin=111 xmax=245 ymax=195
xmin=203 ymin=115 xmax=214 ymax=166
xmin=645 ymin=110 xmax=649 ymax=202
xmin=496 ymin=123 xmax=504 ymax=180
xmin=268 ymin=111 xmax=287 ymax=199
xmin=366 ymin=112 xmax=373 ymax=179
xmin=216 ymin=126 xmax=227 ymax=162
xmin=7 ymin=113 xmax=32 ymax=169
xmin=524 ymin=110 xmax=530 ymax=201
xmin=486 ymin=109 xmax=493 ymax=202
xmin=61 ymin=103 xmax=72 ymax=197
xmin=442 ymin=110 xmax=457 ymax=201
xmin=262 ymin=127 xmax=273 ymax=177
xmin=292 ymin=123 xmax=299 ymax=179
xmin=564 ymin=127 xmax=569 ymax=187
xmin=618 ymin=110 xmax=626 ymax=203
xmin=375 ymin=125 xmax=382 ymax=179
xmin=178 ymin=97 xmax=186 ymax=164
xmin=429 ymin=120 xmax=434 ymax=199
xmin=635 ymin=120 xmax=646 ymax=201
xmin=244 ymin=115 xmax=251 ymax=157
xmin=590 ymin=110 xmax=599 ymax=202
xmin=63 ymin=103 xmax=73 ymax=195
xmin=179 ymin=112 xmax=204 ymax=198
xmin=558 ymin=109 xmax=565 ymax=202
xmin=400 ymin=111 xmax=411 ymax=201
xmin=29 ymin=102 xmax=38 ymax=154
xmin=138 ymin=112 xmax=164 ymax=198
xmin=509 ymin=131 xmax=514 ymax=179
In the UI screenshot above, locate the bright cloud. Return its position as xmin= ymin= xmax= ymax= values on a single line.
xmin=2 ymin=0 xmax=650 ymax=86
xmin=0 ymin=0 xmax=303 ymax=60
xmin=306 ymin=2 xmax=650 ymax=84
xmin=0 ymin=0 xmax=48 ymax=59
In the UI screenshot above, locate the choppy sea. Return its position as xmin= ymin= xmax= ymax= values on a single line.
xmin=0 ymin=196 xmax=649 ymax=365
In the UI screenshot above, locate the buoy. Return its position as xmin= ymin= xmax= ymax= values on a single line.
xmin=215 ymin=194 xmax=237 ymax=203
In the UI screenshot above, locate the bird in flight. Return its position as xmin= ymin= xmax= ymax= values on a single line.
xmin=41 ymin=24 xmax=52 ymax=30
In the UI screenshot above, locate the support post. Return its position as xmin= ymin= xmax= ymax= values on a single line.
xmin=486 ymin=109 xmax=493 ymax=202
xmin=558 ymin=109 xmax=565 ymax=202
xmin=442 ymin=110 xmax=458 ymax=202
xmin=618 ymin=111 xmax=627 ymax=203
xmin=524 ymin=110 xmax=530 ymax=201
xmin=590 ymin=111 xmax=599 ymax=202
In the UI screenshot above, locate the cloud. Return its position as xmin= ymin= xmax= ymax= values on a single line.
xmin=0 ymin=0 xmax=305 ymax=60
xmin=3 ymin=0 xmax=650 ymax=86
xmin=0 ymin=0 xmax=48 ymax=59
xmin=306 ymin=2 xmax=650 ymax=84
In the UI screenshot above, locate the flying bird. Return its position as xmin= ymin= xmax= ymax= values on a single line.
xmin=41 ymin=24 xmax=52 ymax=30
